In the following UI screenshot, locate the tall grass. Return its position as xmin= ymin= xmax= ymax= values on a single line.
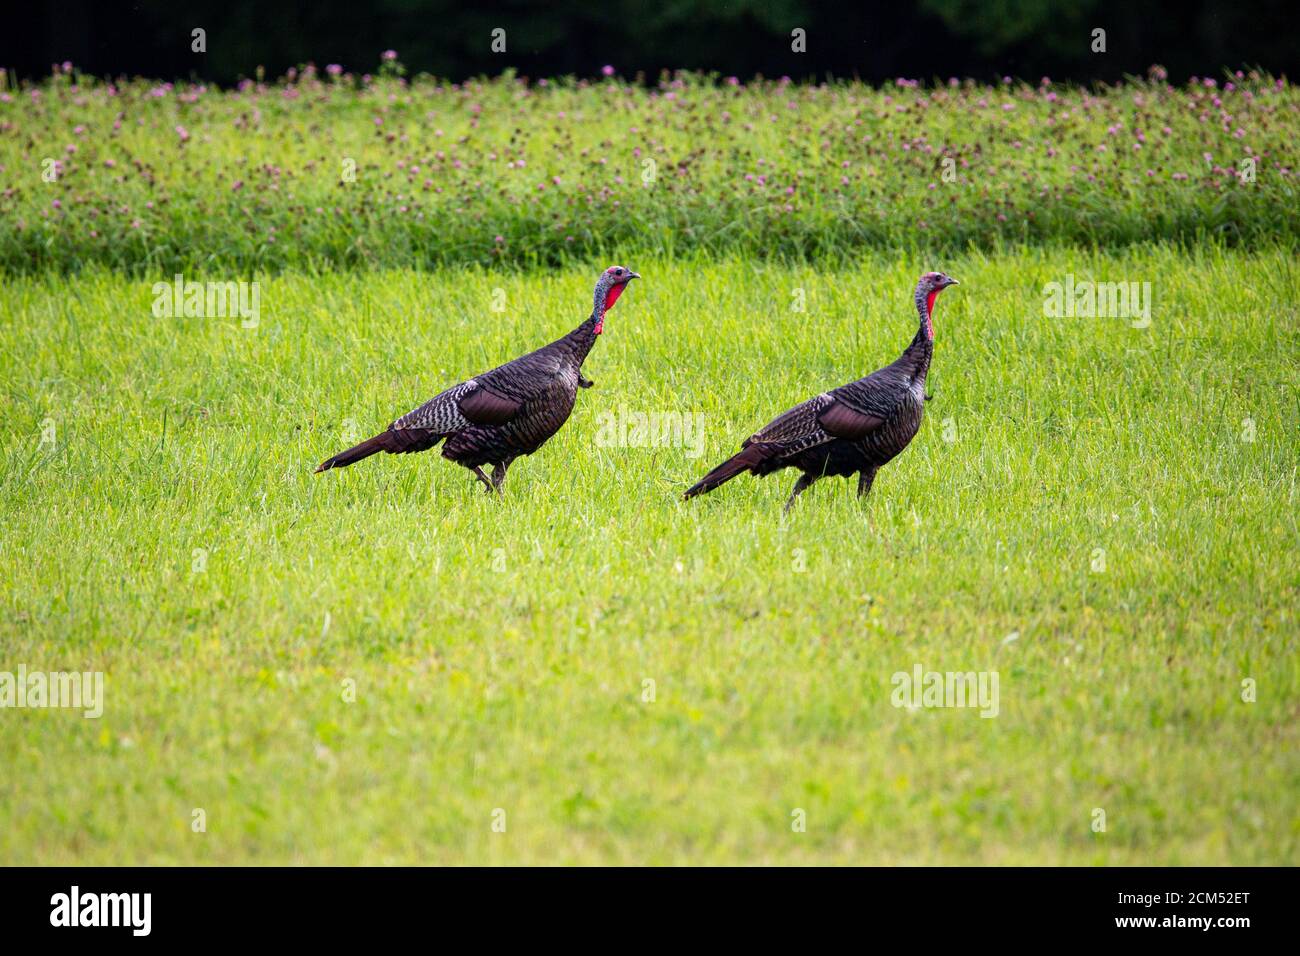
xmin=1 ymin=64 xmax=1297 ymax=274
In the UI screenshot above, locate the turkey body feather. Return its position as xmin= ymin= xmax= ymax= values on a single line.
xmin=685 ymin=272 xmax=957 ymax=512
xmin=315 ymin=267 xmax=639 ymax=491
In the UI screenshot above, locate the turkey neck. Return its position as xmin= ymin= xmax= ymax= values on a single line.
xmin=897 ymin=296 xmax=935 ymax=383
xmin=556 ymin=311 xmax=603 ymax=367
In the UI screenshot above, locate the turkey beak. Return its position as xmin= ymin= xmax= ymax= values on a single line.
xmin=942 ymin=277 xmax=959 ymax=289
xmin=626 ymin=271 xmax=640 ymax=282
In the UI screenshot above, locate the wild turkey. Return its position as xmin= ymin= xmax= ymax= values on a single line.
xmin=315 ymin=265 xmax=640 ymax=492
xmin=684 ymin=271 xmax=959 ymax=512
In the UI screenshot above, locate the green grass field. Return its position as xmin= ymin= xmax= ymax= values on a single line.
xmin=2 ymin=247 xmax=1296 ymax=864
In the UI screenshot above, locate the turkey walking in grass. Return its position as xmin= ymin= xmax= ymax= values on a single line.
xmin=684 ymin=272 xmax=959 ymax=513
xmin=315 ymin=265 xmax=640 ymax=492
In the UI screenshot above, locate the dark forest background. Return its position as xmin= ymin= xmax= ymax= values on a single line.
xmin=3 ymin=0 xmax=1296 ymax=84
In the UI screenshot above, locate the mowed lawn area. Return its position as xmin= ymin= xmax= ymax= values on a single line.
xmin=1 ymin=247 xmax=1295 ymax=864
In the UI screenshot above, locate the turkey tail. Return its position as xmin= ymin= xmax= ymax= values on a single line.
xmin=684 ymin=444 xmax=771 ymax=499
xmin=315 ymin=427 xmax=444 ymax=473
xmin=315 ymin=433 xmax=394 ymax=472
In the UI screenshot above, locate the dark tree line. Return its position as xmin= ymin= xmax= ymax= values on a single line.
xmin=5 ymin=0 xmax=1295 ymax=84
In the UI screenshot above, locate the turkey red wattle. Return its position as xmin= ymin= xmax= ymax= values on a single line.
xmin=595 ymin=278 xmax=631 ymax=334
xmin=604 ymin=281 xmax=627 ymax=312
xmin=924 ymin=289 xmax=939 ymax=339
